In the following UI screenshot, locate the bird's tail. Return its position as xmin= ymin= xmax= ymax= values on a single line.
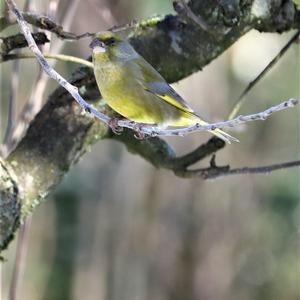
xmin=197 ymin=119 xmax=238 ymax=144
xmin=175 ymin=112 xmax=239 ymax=143
xmin=183 ymin=113 xmax=239 ymax=144
xmin=208 ymin=127 xmax=238 ymax=144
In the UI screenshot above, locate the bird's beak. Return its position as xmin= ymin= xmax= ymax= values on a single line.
xmin=89 ymin=38 xmax=106 ymax=53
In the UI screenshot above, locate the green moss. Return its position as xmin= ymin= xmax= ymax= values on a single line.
xmin=138 ymin=15 xmax=165 ymax=29
xmin=0 ymin=160 xmax=21 ymax=252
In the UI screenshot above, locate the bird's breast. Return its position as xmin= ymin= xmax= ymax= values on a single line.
xmin=94 ymin=62 xmax=183 ymax=125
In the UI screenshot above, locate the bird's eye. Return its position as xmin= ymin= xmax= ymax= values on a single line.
xmin=105 ymin=38 xmax=115 ymax=46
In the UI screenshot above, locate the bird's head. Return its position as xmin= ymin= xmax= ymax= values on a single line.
xmin=89 ymin=31 xmax=137 ymax=63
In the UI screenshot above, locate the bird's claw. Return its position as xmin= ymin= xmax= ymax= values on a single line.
xmin=108 ymin=118 xmax=123 ymax=135
xmin=133 ymin=124 xmax=146 ymax=140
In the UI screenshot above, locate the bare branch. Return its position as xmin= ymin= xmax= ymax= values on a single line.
xmin=114 ymin=133 xmax=300 ymax=180
xmin=216 ymin=160 xmax=300 ymax=177
xmin=229 ymin=30 xmax=300 ymax=119
xmin=2 ymin=8 xmax=93 ymax=40
xmin=22 ymin=11 xmax=93 ymax=40
xmin=177 ymin=159 xmax=300 ymax=179
xmin=116 ymin=98 xmax=298 ymax=139
xmin=171 ymin=138 xmax=226 ymax=169
xmin=1 ymin=52 xmax=93 ymax=68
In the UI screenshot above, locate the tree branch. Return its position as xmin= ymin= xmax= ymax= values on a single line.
xmin=112 ymin=134 xmax=300 ymax=180
xmin=19 ymin=11 xmax=93 ymax=40
xmin=4 ymin=0 xmax=299 ymax=140
xmin=1 ymin=52 xmax=93 ymax=68
xmin=111 ymin=134 xmax=226 ymax=174
xmin=1 ymin=6 xmax=93 ymax=39
xmin=206 ymin=160 xmax=300 ymax=179
xmin=174 ymin=159 xmax=300 ymax=179
xmin=0 ymin=32 xmax=49 ymax=54
xmin=1 ymin=0 xmax=299 ymax=252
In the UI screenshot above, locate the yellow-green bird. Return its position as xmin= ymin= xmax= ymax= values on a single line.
xmin=89 ymin=31 xmax=237 ymax=143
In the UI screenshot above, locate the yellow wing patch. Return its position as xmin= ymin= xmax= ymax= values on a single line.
xmin=152 ymin=92 xmax=194 ymax=113
xmin=143 ymin=82 xmax=195 ymax=115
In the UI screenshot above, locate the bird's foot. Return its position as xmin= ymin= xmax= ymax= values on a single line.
xmin=133 ymin=123 xmax=147 ymax=140
xmin=108 ymin=118 xmax=123 ymax=135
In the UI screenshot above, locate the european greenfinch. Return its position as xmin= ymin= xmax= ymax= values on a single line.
xmin=89 ymin=31 xmax=237 ymax=143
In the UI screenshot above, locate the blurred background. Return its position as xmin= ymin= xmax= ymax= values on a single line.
xmin=1 ymin=0 xmax=299 ymax=300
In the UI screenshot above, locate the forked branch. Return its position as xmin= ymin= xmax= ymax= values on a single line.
xmin=1 ymin=0 xmax=299 ymax=254
xmin=4 ymin=0 xmax=299 ymax=141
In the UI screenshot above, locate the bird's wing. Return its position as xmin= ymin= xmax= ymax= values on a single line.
xmin=145 ymin=81 xmax=195 ymax=114
xmin=134 ymin=58 xmax=195 ymax=114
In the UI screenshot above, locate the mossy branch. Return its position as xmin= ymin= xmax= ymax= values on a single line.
xmin=1 ymin=0 xmax=299 ymax=252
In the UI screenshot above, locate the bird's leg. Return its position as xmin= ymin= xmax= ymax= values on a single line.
xmin=108 ymin=117 xmax=123 ymax=135
xmin=134 ymin=131 xmax=145 ymax=140
xmin=133 ymin=123 xmax=151 ymax=140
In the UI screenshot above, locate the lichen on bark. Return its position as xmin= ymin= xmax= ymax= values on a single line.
xmin=0 ymin=159 xmax=20 ymax=251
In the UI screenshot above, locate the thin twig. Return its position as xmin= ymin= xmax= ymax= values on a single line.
xmin=3 ymin=10 xmax=93 ymax=40
xmin=218 ymin=160 xmax=300 ymax=177
xmin=172 ymin=137 xmax=225 ymax=169
xmin=120 ymin=98 xmax=298 ymax=138
xmin=182 ymin=160 xmax=300 ymax=179
xmin=22 ymin=10 xmax=93 ymax=40
xmin=229 ymin=30 xmax=300 ymax=119
xmin=1 ymin=52 xmax=93 ymax=68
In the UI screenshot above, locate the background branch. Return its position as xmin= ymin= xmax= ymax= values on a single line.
xmin=0 ymin=52 xmax=93 ymax=68
xmin=112 ymin=134 xmax=300 ymax=179
xmin=3 ymin=0 xmax=82 ymax=156
xmin=0 ymin=32 xmax=49 ymax=54
xmin=229 ymin=29 xmax=300 ymax=119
